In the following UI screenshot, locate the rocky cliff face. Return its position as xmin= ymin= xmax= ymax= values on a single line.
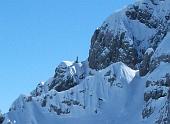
xmin=2 ymin=0 xmax=170 ymax=124
xmin=142 ymin=32 xmax=170 ymax=124
xmin=88 ymin=0 xmax=170 ymax=73
xmin=0 ymin=112 xmax=4 ymax=124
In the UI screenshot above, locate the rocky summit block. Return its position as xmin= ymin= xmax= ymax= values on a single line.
xmin=88 ymin=0 xmax=170 ymax=74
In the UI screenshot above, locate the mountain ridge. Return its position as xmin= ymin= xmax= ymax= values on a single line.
xmin=2 ymin=0 xmax=170 ymax=124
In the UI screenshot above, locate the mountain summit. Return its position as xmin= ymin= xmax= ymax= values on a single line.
xmin=2 ymin=0 xmax=170 ymax=124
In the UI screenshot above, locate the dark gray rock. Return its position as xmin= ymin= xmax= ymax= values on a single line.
xmin=139 ymin=48 xmax=154 ymax=76
xmin=0 ymin=112 xmax=4 ymax=124
xmin=150 ymin=55 xmax=170 ymax=73
xmin=48 ymin=64 xmax=77 ymax=92
xmin=49 ymin=104 xmax=70 ymax=115
xmin=143 ymin=73 xmax=170 ymax=123
xmin=167 ymin=89 xmax=170 ymax=124
xmin=142 ymin=105 xmax=154 ymax=119
xmin=144 ymin=89 xmax=167 ymax=102
xmin=51 ymin=76 xmax=76 ymax=92
xmin=125 ymin=3 xmax=159 ymax=29
xmin=88 ymin=29 xmax=138 ymax=70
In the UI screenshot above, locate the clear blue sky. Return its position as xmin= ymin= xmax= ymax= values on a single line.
xmin=0 ymin=0 xmax=135 ymax=113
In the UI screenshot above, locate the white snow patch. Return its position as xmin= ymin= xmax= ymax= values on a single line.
xmin=145 ymin=48 xmax=154 ymax=55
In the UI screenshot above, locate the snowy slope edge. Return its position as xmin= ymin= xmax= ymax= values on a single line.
xmin=3 ymin=62 xmax=141 ymax=124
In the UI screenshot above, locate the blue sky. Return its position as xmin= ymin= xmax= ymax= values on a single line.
xmin=0 ymin=0 xmax=135 ymax=113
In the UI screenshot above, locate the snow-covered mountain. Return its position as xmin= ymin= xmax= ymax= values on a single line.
xmin=2 ymin=0 xmax=170 ymax=124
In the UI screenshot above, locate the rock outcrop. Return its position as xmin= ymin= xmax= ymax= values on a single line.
xmin=139 ymin=48 xmax=154 ymax=76
xmin=142 ymin=32 xmax=170 ymax=124
xmin=0 ymin=113 xmax=4 ymax=124
xmin=88 ymin=0 xmax=170 ymax=74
